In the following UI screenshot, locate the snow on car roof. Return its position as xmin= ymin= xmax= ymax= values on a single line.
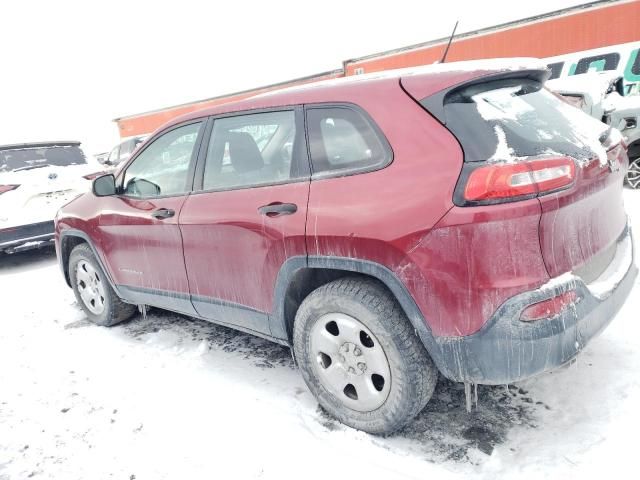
xmin=255 ymin=57 xmax=549 ymax=98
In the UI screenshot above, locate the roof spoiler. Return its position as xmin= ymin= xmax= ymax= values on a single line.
xmin=417 ymin=69 xmax=551 ymax=124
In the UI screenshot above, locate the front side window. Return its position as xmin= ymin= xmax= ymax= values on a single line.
xmin=202 ymin=110 xmax=298 ymax=190
xmin=122 ymin=122 xmax=201 ymax=198
xmin=306 ymin=107 xmax=390 ymax=175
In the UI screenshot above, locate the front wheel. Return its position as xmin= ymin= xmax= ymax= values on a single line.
xmin=293 ymin=277 xmax=438 ymax=434
xmin=69 ymin=243 xmax=137 ymax=326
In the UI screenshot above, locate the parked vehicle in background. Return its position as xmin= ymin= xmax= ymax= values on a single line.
xmin=94 ymin=151 xmax=109 ymax=165
xmin=545 ymin=41 xmax=640 ymax=95
xmin=55 ymin=59 xmax=636 ymax=434
xmin=0 ymin=142 xmax=97 ymax=254
xmin=547 ymin=72 xmax=640 ymax=188
xmin=100 ymin=136 xmax=148 ymax=167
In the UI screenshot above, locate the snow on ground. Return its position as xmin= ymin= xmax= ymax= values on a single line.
xmin=1 ymin=190 xmax=639 ymax=480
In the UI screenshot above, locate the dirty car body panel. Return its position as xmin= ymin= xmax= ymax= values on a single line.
xmin=56 ymin=58 xmax=636 ymax=386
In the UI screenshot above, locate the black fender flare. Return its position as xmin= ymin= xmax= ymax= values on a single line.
xmin=58 ymin=229 xmax=125 ymax=299
xmin=269 ymin=255 xmax=452 ymax=377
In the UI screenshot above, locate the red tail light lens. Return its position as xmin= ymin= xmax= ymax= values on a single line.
xmin=0 ymin=185 xmax=19 ymax=195
xmin=520 ymin=290 xmax=579 ymax=322
xmin=462 ymin=157 xmax=576 ymax=204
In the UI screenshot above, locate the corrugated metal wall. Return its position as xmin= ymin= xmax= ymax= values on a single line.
xmin=116 ymin=0 xmax=640 ymax=139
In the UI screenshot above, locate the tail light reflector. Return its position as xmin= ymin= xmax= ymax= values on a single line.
xmin=0 ymin=185 xmax=19 ymax=195
xmin=520 ymin=290 xmax=579 ymax=322
xmin=461 ymin=157 xmax=576 ymax=204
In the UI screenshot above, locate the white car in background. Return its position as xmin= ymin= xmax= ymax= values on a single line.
xmin=99 ymin=135 xmax=148 ymax=167
xmin=0 ymin=141 xmax=99 ymax=254
xmin=546 ymin=72 xmax=640 ymax=188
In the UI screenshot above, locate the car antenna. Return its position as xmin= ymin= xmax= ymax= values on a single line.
xmin=440 ymin=20 xmax=459 ymax=64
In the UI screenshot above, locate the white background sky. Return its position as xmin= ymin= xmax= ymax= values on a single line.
xmin=0 ymin=0 xmax=587 ymax=156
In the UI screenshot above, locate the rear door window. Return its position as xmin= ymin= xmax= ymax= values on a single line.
xmin=202 ymin=110 xmax=302 ymax=191
xmin=437 ymin=78 xmax=609 ymax=164
xmin=306 ymin=106 xmax=391 ymax=176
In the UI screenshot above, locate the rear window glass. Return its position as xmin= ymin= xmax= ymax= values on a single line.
xmin=437 ymin=79 xmax=609 ymax=164
xmin=306 ymin=107 xmax=390 ymax=175
xmin=0 ymin=145 xmax=87 ymax=173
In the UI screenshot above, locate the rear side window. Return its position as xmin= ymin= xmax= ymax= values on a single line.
xmin=306 ymin=106 xmax=390 ymax=176
xmin=436 ymin=78 xmax=608 ymax=164
xmin=0 ymin=145 xmax=86 ymax=173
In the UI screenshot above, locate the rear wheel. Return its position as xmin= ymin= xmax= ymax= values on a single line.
xmin=626 ymin=158 xmax=640 ymax=189
xmin=69 ymin=243 xmax=136 ymax=326
xmin=293 ymin=277 xmax=437 ymax=434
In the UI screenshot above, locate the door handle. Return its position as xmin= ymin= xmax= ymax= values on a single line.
xmin=151 ymin=208 xmax=175 ymax=219
xmin=258 ymin=202 xmax=298 ymax=217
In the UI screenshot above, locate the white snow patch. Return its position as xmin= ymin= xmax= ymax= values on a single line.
xmin=488 ymin=125 xmax=517 ymax=162
xmin=0 ymin=191 xmax=639 ymax=479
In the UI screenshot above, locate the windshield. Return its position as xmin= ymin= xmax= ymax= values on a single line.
xmin=441 ymin=78 xmax=609 ymax=165
xmin=0 ymin=145 xmax=87 ymax=173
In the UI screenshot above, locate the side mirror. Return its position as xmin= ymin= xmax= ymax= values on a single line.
xmin=93 ymin=174 xmax=117 ymax=197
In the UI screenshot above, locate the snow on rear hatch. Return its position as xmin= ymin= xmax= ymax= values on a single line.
xmin=423 ymin=75 xmax=628 ymax=279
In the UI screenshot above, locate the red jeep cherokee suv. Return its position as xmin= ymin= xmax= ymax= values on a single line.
xmin=55 ymin=59 xmax=637 ymax=434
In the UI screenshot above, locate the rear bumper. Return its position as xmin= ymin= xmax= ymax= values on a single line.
xmin=0 ymin=221 xmax=55 ymax=253
xmin=434 ymin=223 xmax=637 ymax=384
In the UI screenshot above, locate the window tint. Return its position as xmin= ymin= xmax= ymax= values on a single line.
xmin=123 ymin=122 xmax=201 ymax=197
xmin=306 ymin=107 xmax=389 ymax=175
xmin=437 ymin=78 xmax=608 ymax=163
xmin=203 ymin=110 xmax=298 ymax=190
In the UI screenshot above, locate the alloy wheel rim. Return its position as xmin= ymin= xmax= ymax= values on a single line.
xmin=627 ymin=160 xmax=640 ymax=189
xmin=76 ymin=260 xmax=106 ymax=315
xmin=309 ymin=313 xmax=391 ymax=412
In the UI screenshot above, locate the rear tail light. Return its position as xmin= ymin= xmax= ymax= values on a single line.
xmin=520 ymin=290 xmax=579 ymax=322
xmin=457 ymin=157 xmax=576 ymax=206
xmin=0 ymin=185 xmax=19 ymax=195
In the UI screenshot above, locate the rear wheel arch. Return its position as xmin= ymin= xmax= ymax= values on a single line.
xmin=271 ymin=256 xmax=444 ymax=368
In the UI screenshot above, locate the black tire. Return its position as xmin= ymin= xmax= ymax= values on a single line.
xmin=293 ymin=276 xmax=438 ymax=435
xmin=69 ymin=243 xmax=136 ymax=326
